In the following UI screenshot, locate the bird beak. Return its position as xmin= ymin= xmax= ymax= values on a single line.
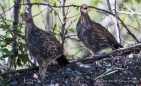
xmin=83 ymin=7 xmax=88 ymax=10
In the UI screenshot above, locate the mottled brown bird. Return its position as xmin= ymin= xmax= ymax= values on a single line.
xmin=76 ymin=4 xmax=123 ymax=55
xmin=20 ymin=12 xmax=68 ymax=76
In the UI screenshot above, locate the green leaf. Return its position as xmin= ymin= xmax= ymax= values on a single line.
xmin=69 ymin=29 xmax=75 ymax=33
xmin=135 ymin=0 xmax=141 ymax=3
xmin=53 ymin=2 xmax=56 ymax=7
xmin=123 ymin=0 xmax=129 ymax=2
xmin=0 ymin=48 xmax=14 ymax=56
xmin=31 ymin=0 xmax=40 ymax=3
xmin=120 ymin=14 xmax=126 ymax=21
xmin=18 ymin=54 xmax=28 ymax=64
xmin=92 ymin=0 xmax=99 ymax=6
xmin=5 ymin=37 xmax=13 ymax=44
xmin=54 ymin=11 xmax=58 ymax=16
xmin=95 ymin=66 xmax=123 ymax=79
xmin=0 ymin=24 xmax=6 ymax=30
xmin=0 ymin=41 xmax=6 ymax=47
xmin=18 ymin=42 xmax=28 ymax=50
xmin=13 ymin=29 xmax=22 ymax=34
xmin=2 ymin=55 xmax=11 ymax=58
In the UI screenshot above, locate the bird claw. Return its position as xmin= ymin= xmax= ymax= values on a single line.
xmin=40 ymin=73 xmax=48 ymax=77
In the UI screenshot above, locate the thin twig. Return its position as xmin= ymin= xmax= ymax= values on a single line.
xmin=107 ymin=0 xmax=112 ymax=12
xmin=106 ymin=0 xmax=121 ymax=43
xmin=114 ymin=0 xmax=121 ymax=43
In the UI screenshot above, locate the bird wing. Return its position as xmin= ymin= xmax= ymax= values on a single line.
xmin=92 ymin=21 xmax=123 ymax=48
xmin=85 ymin=21 xmax=109 ymax=47
xmin=32 ymin=28 xmax=62 ymax=58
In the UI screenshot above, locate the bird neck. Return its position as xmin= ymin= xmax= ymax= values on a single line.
xmin=80 ymin=13 xmax=91 ymax=26
xmin=25 ymin=19 xmax=35 ymax=27
xmin=80 ymin=13 xmax=91 ymax=22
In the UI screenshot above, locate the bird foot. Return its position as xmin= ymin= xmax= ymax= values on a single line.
xmin=40 ymin=73 xmax=48 ymax=77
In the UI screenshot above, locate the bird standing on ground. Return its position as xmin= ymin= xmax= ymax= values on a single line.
xmin=20 ymin=12 xmax=68 ymax=76
xmin=76 ymin=4 xmax=123 ymax=55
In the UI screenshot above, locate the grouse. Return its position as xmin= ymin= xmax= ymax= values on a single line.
xmin=20 ymin=12 xmax=68 ymax=76
xmin=76 ymin=4 xmax=123 ymax=55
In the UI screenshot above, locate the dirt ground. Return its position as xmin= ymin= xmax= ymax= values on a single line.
xmin=1 ymin=53 xmax=141 ymax=86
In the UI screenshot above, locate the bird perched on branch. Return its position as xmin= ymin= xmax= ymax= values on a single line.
xmin=20 ymin=11 xmax=68 ymax=76
xmin=76 ymin=4 xmax=123 ymax=55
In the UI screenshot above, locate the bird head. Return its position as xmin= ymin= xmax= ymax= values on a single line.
xmin=20 ymin=11 xmax=32 ymax=22
xmin=80 ymin=4 xmax=88 ymax=14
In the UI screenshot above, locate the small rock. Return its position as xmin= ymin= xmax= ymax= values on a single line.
xmin=132 ymin=77 xmax=138 ymax=83
xmin=33 ymin=74 xmax=38 ymax=79
xmin=128 ymin=54 xmax=133 ymax=58
xmin=132 ymin=77 xmax=137 ymax=80
xmin=65 ymin=80 xmax=68 ymax=84
xmin=41 ymin=76 xmax=50 ymax=84
xmin=86 ymin=76 xmax=90 ymax=79
xmin=107 ymin=63 xmax=111 ymax=67
xmin=79 ymin=64 xmax=90 ymax=68
xmin=79 ymin=64 xmax=85 ymax=67
xmin=119 ymin=73 xmax=123 ymax=76
xmin=10 ymin=81 xmax=18 ymax=85
xmin=66 ymin=67 xmax=72 ymax=71
xmin=123 ymin=70 xmax=128 ymax=74
xmin=46 ymin=84 xmax=54 ymax=86
xmin=86 ymin=69 xmax=92 ymax=74
xmin=55 ymin=83 xmax=59 ymax=86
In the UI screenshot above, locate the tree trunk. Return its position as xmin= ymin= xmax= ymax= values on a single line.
xmin=7 ymin=0 xmax=22 ymax=70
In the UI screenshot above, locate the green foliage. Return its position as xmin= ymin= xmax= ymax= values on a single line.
xmin=135 ymin=0 xmax=141 ymax=3
xmin=0 ymin=41 xmax=6 ymax=47
xmin=53 ymin=2 xmax=57 ymax=7
xmin=68 ymin=28 xmax=76 ymax=33
xmin=0 ymin=77 xmax=10 ymax=86
xmin=123 ymin=0 xmax=129 ymax=2
xmin=0 ymin=17 xmax=28 ymax=70
xmin=18 ymin=54 xmax=28 ymax=64
xmin=91 ymin=0 xmax=99 ymax=6
xmin=31 ymin=0 xmax=41 ymax=3
xmin=0 ymin=48 xmax=14 ymax=59
xmin=54 ymin=11 xmax=58 ymax=16
xmin=95 ymin=67 xmax=123 ymax=79
xmin=120 ymin=14 xmax=126 ymax=21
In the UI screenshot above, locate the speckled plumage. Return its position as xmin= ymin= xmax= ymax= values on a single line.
xmin=20 ymin=12 xmax=68 ymax=76
xmin=76 ymin=4 xmax=123 ymax=54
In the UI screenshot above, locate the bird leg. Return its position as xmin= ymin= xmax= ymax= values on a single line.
xmin=37 ymin=59 xmax=43 ymax=75
xmin=40 ymin=58 xmax=52 ymax=76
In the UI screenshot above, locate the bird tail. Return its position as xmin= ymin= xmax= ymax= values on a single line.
xmin=56 ymin=54 xmax=69 ymax=65
xmin=114 ymin=43 xmax=123 ymax=49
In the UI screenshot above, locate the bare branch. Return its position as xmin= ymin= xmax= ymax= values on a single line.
xmin=60 ymin=0 xmax=66 ymax=50
xmin=114 ymin=0 xmax=121 ymax=43
xmin=71 ymin=43 xmax=141 ymax=62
